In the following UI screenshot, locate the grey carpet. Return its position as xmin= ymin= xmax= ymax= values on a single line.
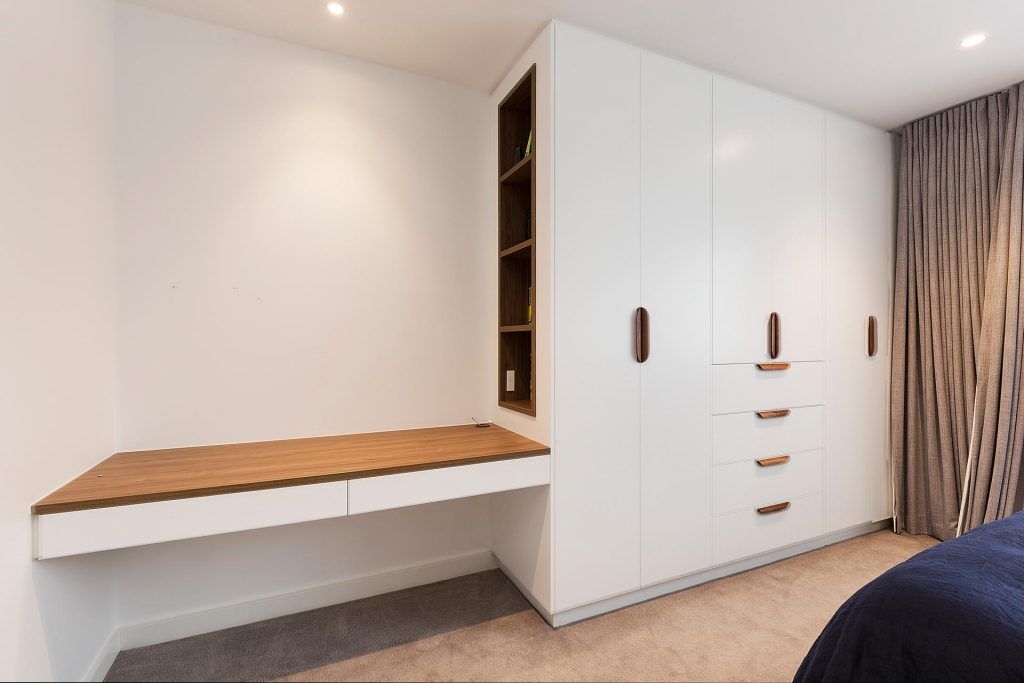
xmin=105 ymin=569 xmax=531 ymax=682
xmin=105 ymin=531 xmax=936 ymax=682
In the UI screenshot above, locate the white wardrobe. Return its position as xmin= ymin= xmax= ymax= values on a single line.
xmin=495 ymin=22 xmax=893 ymax=621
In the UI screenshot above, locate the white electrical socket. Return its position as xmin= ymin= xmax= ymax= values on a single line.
xmin=505 ymin=370 xmax=515 ymax=392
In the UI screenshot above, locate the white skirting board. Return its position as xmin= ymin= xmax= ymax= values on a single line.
xmin=512 ymin=519 xmax=889 ymax=627
xmin=85 ymin=550 xmax=496 ymax=681
xmin=83 ymin=630 xmax=122 ymax=683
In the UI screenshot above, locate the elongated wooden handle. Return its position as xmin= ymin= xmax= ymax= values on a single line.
xmin=768 ymin=312 xmax=781 ymax=359
xmin=756 ymin=409 xmax=791 ymax=419
xmin=757 ymin=455 xmax=791 ymax=467
xmin=757 ymin=502 xmax=791 ymax=515
xmin=867 ymin=316 xmax=878 ymax=358
xmin=756 ymin=362 xmax=791 ymax=371
xmin=635 ymin=307 xmax=650 ymax=363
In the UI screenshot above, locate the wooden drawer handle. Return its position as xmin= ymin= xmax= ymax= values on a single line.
xmin=757 ymin=502 xmax=791 ymax=515
xmin=757 ymin=455 xmax=791 ymax=467
xmin=768 ymin=312 xmax=781 ymax=359
xmin=756 ymin=362 xmax=790 ymax=371
xmin=635 ymin=307 xmax=650 ymax=363
xmin=867 ymin=315 xmax=878 ymax=357
xmin=756 ymin=409 xmax=791 ymax=419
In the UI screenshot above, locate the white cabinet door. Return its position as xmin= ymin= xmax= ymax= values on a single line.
xmin=553 ymin=24 xmax=641 ymax=611
xmin=825 ymin=114 xmax=893 ymax=532
xmin=640 ymin=51 xmax=712 ymax=586
xmin=712 ymin=76 xmax=825 ymax=364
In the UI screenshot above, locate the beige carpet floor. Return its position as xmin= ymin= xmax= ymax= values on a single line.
xmin=107 ymin=530 xmax=936 ymax=682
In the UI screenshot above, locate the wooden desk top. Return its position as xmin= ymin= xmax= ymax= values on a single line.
xmin=33 ymin=425 xmax=549 ymax=515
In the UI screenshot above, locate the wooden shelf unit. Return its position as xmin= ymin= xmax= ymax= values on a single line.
xmin=498 ymin=64 xmax=537 ymax=416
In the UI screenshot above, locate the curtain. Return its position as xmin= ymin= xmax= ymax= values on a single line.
xmin=961 ymin=85 xmax=1024 ymax=531
xmin=892 ymin=84 xmax=1024 ymax=539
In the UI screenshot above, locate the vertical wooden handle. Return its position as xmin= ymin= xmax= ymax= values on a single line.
xmin=768 ymin=312 xmax=781 ymax=360
xmin=867 ymin=315 xmax=878 ymax=358
xmin=635 ymin=307 xmax=650 ymax=363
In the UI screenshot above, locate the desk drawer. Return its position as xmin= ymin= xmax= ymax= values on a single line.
xmin=348 ymin=455 xmax=550 ymax=514
xmin=35 ymin=481 xmax=349 ymax=559
xmin=713 ymin=493 xmax=824 ymax=564
xmin=713 ymin=449 xmax=823 ymax=515
xmin=712 ymin=362 xmax=823 ymax=415
xmin=712 ymin=406 xmax=823 ymax=465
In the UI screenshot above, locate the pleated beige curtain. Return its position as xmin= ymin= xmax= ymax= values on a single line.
xmin=892 ymin=84 xmax=1024 ymax=539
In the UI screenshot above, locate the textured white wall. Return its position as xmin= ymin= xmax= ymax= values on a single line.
xmin=0 ymin=1 xmax=119 ymax=679
xmin=111 ymin=3 xmax=493 ymax=634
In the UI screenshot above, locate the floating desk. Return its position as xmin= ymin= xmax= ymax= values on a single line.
xmin=33 ymin=425 xmax=550 ymax=559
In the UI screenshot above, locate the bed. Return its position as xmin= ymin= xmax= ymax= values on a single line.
xmin=795 ymin=511 xmax=1024 ymax=682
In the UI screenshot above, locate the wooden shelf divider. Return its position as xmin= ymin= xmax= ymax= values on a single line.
xmin=499 ymin=154 xmax=533 ymax=184
xmin=499 ymin=238 xmax=533 ymax=259
xmin=497 ymin=64 xmax=537 ymax=417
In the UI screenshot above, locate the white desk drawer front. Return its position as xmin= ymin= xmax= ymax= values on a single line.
xmin=712 ymin=449 xmax=823 ymax=515
xmin=713 ymin=493 xmax=824 ymax=565
xmin=34 ymin=480 xmax=349 ymax=560
xmin=348 ymin=454 xmax=551 ymax=515
xmin=712 ymin=406 xmax=823 ymax=465
xmin=712 ymin=362 xmax=824 ymax=415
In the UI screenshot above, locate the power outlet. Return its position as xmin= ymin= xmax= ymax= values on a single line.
xmin=505 ymin=370 xmax=515 ymax=393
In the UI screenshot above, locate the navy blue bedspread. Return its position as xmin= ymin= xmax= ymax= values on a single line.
xmin=795 ymin=512 xmax=1024 ymax=682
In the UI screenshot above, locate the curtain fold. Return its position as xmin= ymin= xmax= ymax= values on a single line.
xmin=892 ymin=84 xmax=1024 ymax=539
xmin=962 ymin=85 xmax=1024 ymax=531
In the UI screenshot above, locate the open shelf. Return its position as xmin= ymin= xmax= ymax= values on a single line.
xmin=499 ymin=332 xmax=533 ymax=409
xmin=497 ymin=64 xmax=536 ymax=417
xmin=500 ymin=257 xmax=532 ymax=327
xmin=499 ymin=399 xmax=535 ymax=416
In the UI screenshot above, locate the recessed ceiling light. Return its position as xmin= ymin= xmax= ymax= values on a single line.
xmin=960 ymin=33 xmax=986 ymax=49
xmin=327 ymin=2 xmax=344 ymax=16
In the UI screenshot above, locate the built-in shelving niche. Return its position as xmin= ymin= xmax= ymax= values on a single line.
xmin=498 ymin=65 xmax=536 ymax=416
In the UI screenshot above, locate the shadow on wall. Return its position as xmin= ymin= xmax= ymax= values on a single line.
xmin=29 ymin=548 xmax=115 ymax=681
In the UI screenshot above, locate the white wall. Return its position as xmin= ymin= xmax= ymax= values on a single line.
xmin=0 ymin=1 xmax=119 ymax=680
xmin=111 ymin=2 xmax=493 ymax=637
xmin=116 ymin=3 xmax=493 ymax=449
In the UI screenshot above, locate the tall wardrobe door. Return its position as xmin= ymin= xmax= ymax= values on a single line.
xmin=712 ymin=76 xmax=825 ymax=364
xmin=825 ymin=114 xmax=893 ymax=532
xmin=553 ymin=24 xmax=641 ymax=611
xmin=640 ymin=51 xmax=712 ymax=586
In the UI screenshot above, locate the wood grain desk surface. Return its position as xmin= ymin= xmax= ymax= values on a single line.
xmin=33 ymin=425 xmax=549 ymax=515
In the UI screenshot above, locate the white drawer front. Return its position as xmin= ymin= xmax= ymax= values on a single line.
xmin=713 ymin=449 xmax=823 ymax=515
xmin=349 ymin=455 xmax=551 ymax=515
xmin=712 ymin=362 xmax=824 ymax=415
xmin=35 ymin=480 xmax=349 ymax=559
xmin=712 ymin=406 xmax=823 ymax=465
xmin=713 ymin=493 xmax=824 ymax=565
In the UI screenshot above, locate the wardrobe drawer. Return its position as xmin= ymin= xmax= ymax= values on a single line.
xmin=713 ymin=449 xmax=823 ymax=515
xmin=712 ymin=362 xmax=824 ymax=415
xmin=712 ymin=406 xmax=823 ymax=465
xmin=713 ymin=493 xmax=824 ymax=565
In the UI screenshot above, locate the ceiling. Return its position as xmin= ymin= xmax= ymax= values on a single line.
xmin=125 ymin=0 xmax=1024 ymax=130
